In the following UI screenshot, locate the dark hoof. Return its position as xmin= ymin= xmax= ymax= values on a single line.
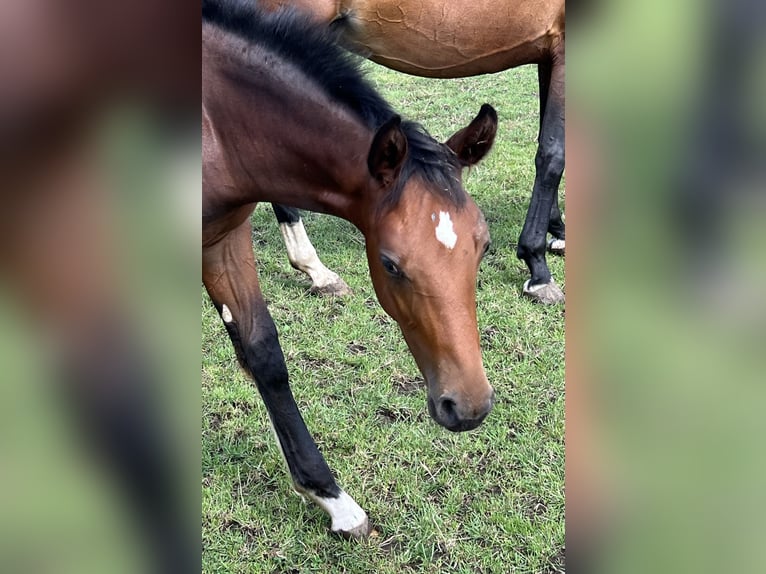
xmin=309 ymin=278 xmax=352 ymax=297
xmin=547 ymin=238 xmax=565 ymax=256
xmin=522 ymin=279 xmax=565 ymax=304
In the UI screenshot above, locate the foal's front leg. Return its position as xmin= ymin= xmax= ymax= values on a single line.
xmin=203 ymin=221 xmax=369 ymax=538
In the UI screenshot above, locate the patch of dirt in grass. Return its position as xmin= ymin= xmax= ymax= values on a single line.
xmin=227 ymin=399 xmax=254 ymax=414
xmin=433 ymin=541 xmax=450 ymax=562
xmin=376 ymin=406 xmax=413 ymax=424
xmin=486 ymin=256 xmax=510 ymax=273
xmin=544 ymin=546 xmax=565 ymax=573
xmin=221 ymin=515 xmax=263 ymax=544
xmin=347 ymin=342 xmax=367 ymax=355
xmin=543 ymin=386 xmax=562 ymax=403
xmin=520 ymin=494 xmax=549 ymax=520
xmin=327 ymin=298 xmax=347 ymax=319
xmin=486 ymin=484 xmax=503 ymax=496
xmin=379 ymin=535 xmax=405 ymax=554
xmin=371 ymin=313 xmax=392 ymax=326
xmin=426 ymin=483 xmax=449 ymax=504
xmin=481 ymin=325 xmax=501 ymax=346
xmin=297 ymin=354 xmax=339 ymax=371
xmin=233 ymin=470 xmax=280 ymax=497
xmin=511 ymin=343 xmax=527 ymax=361
xmin=208 ymin=402 xmax=253 ymax=431
xmin=251 ymin=235 xmax=269 ymax=248
xmin=392 ymin=374 xmax=423 ymax=395
xmin=462 ymin=450 xmax=492 ymax=473
xmin=460 ymin=493 xmax=476 ymax=513
xmin=363 ymin=297 xmax=377 ymax=309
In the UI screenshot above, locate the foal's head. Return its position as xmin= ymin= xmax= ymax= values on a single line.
xmin=362 ymin=105 xmax=498 ymax=432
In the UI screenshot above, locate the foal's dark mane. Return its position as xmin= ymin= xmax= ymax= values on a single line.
xmin=202 ymin=0 xmax=465 ymax=207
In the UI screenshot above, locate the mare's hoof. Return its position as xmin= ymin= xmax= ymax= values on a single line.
xmin=333 ymin=515 xmax=371 ymax=540
xmin=522 ymin=279 xmax=565 ymax=305
xmin=547 ymin=238 xmax=565 ymax=255
xmin=310 ymin=277 xmax=352 ymax=297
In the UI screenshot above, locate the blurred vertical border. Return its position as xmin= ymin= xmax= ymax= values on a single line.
xmin=0 ymin=1 xmax=200 ymax=572
xmin=568 ymin=0 xmax=766 ymax=572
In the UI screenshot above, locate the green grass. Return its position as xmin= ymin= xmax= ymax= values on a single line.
xmin=202 ymin=63 xmax=565 ymax=573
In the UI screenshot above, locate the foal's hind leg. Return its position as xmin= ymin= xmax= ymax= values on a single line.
xmin=203 ymin=220 xmax=369 ymax=538
xmin=272 ymin=204 xmax=352 ymax=296
xmin=517 ymin=53 xmax=566 ymax=304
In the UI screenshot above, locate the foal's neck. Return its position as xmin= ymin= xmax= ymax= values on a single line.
xmin=203 ymin=35 xmax=376 ymax=230
xmin=255 ymin=103 xmax=373 ymax=225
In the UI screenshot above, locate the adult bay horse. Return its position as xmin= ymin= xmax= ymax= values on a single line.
xmin=203 ymin=0 xmax=497 ymax=537
xmin=265 ymin=0 xmax=566 ymax=304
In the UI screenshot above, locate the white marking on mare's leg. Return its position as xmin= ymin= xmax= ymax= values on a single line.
xmin=221 ymin=304 xmax=233 ymax=323
xmin=279 ymin=221 xmax=350 ymax=295
xmin=522 ymin=279 xmax=546 ymax=294
xmin=547 ymin=237 xmax=566 ymax=255
xmin=435 ymin=211 xmax=458 ymax=249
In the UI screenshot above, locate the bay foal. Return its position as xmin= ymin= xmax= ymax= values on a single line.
xmin=203 ymin=1 xmax=497 ymax=537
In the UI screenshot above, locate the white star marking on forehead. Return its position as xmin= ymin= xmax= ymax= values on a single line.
xmin=435 ymin=211 xmax=458 ymax=250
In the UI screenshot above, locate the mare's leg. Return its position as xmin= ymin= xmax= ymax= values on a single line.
xmin=203 ymin=219 xmax=369 ymax=538
xmin=271 ymin=203 xmax=351 ymax=296
xmin=517 ymin=52 xmax=566 ymax=303
xmin=537 ymin=60 xmax=566 ymax=256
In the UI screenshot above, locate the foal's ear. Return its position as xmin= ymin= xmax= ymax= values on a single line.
xmin=445 ymin=104 xmax=498 ymax=167
xmin=368 ymin=115 xmax=408 ymax=188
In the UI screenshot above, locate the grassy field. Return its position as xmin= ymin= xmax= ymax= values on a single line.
xmin=202 ymin=62 xmax=565 ymax=573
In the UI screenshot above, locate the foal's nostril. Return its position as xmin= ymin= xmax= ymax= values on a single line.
xmin=439 ymin=396 xmax=457 ymax=419
xmin=436 ymin=395 xmax=461 ymax=429
xmin=433 ymin=392 xmax=492 ymax=432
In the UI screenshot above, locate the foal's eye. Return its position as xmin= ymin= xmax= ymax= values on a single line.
xmin=380 ymin=255 xmax=403 ymax=278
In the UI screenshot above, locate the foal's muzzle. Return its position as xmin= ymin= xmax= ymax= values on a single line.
xmin=428 ymin=389 xmax=495 ymax=432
